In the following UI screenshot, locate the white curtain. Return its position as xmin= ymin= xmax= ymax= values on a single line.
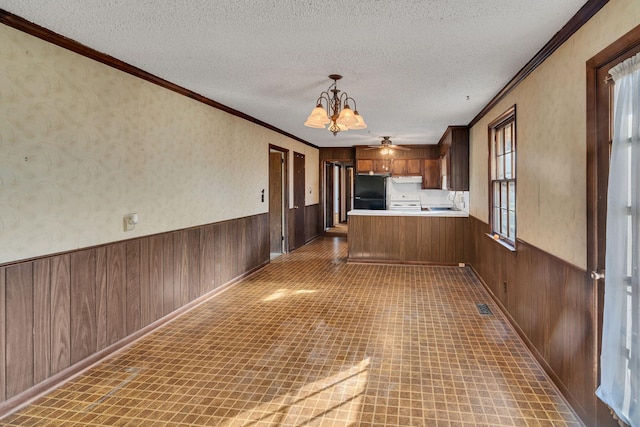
xmin=596 ymin=53 xmax=640 ymax=427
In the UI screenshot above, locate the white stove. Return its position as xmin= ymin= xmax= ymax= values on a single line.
xmin=388 ymin=193 xmax=422 ymax=211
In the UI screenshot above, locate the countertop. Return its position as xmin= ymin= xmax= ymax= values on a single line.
xmin=348 ymin=208 xmax=469 ymax=217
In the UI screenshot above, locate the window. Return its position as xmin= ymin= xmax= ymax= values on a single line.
xmin=489 ymin=106 xmax=516 ymax=247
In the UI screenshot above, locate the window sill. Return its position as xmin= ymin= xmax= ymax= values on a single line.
xmin=485 ymin=233 xmax=516 ymax=252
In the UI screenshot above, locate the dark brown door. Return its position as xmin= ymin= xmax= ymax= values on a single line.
xmin=269 ymin=151 xmax=284 ymax=254
xmin=586 ymin=26 xmax=640 ymax=427
xmin=292 ymin=152 xmax=305 ymax=250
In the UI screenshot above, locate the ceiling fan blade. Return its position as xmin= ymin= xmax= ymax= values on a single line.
xmin=389 ymin=145 xmax=411 ymax=151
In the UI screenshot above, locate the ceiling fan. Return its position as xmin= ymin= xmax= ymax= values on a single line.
xmin=365 ymin=136 xmax=410 ymax=152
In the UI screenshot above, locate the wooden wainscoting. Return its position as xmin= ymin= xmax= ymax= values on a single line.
xmin=0 ymin=213 xmax=269 ymax=414
xmin=468 ymin=216 xmax=598 ymax=426
xmin=305 ymin=204 xmax=320 ymax=243
xmin=348 ymin=215 xmax=470 ymax=265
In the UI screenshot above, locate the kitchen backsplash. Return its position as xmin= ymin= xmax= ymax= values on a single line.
xmin=386 ymin=180 xmax=469 ymax=212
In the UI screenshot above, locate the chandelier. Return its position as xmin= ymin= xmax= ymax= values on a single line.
xmin=304 ymin=74 xmax=367 ymax=136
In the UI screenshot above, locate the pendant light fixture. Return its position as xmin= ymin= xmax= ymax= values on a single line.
xmin=304 ymin=74 xmax=367 ymax=136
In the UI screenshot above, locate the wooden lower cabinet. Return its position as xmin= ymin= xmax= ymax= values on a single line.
xmin=348 ymin=214 xmax=469 ymax=264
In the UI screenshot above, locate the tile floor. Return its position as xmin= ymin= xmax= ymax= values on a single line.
xmin=1 ymin=237 xmax=582 ymax=426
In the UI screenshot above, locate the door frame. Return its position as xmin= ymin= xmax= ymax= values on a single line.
xmin=269 ymin=144 xmax=289 ymax=253
xmin=292 ymin=151 xmax=306 ymax=250
xmin=586 ymin=23 xmax=640 ymax=427
xmin=320 ymin=160 xmax=353 ymax=233
xmin=325 ymin=162 xmax=334 ymax=229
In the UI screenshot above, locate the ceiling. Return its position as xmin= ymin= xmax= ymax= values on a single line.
xmin=1 ymin=1 xmax=588 ymax=148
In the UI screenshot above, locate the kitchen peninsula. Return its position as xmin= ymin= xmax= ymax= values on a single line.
xmin=347 ymin=209 xmax=469 ymax=265
xmin=343 ymin=126 xmax=470 ymax=265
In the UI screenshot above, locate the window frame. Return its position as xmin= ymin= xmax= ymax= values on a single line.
xmin=488 ymin=106 xmax=517 ymax=249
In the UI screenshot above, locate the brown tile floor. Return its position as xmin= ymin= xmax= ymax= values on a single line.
xmin=1 ymin=237 xmax=583 ymax=426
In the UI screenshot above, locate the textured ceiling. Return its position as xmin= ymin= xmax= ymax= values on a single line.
xmin=1 ymin=1 xmax=587 ymax=147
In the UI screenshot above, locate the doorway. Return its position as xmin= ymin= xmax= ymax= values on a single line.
xmin=586 ymin=24 xmax=640 ymax=427
xmin=269 ymin=145 xmax=288 ymax=257
xmin=323 ymin=161 xmax=353 ymax=236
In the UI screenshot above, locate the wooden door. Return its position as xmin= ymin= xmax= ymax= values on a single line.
xmin=292 ymin=152 xmax=305 ymax=250
xmin=586 ymin=26 xmax=640 ymax=427
xmin=269 ymin=152 xmax=284 ymax=254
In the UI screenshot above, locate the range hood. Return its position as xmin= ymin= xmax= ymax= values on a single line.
xmin=390 ymin=176 xmax=422 ymax=184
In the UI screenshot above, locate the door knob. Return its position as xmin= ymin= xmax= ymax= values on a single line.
xmin=590 ymin=270 xmax=605 ymax=280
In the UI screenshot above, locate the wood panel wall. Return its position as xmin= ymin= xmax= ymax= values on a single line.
xmin=354 ymin=145 xmax=439 ymax=160
xmin=348 ymin=215 xmax=470 ymax=264
xmin=0 ymin=213 xmax=269 ymax=413
xmin=319 ymin=147 xmax=355 ymax=161
xmin=305 ymin=204 xmax=321 ymax=243
xmin=467 ymin=216 xmax=598 ymax=426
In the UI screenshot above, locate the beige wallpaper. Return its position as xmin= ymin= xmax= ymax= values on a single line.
xmin=469 ymin=0 xmax=640 ymax=269
xmin=0 ymin=24 xmax=318 ymax=264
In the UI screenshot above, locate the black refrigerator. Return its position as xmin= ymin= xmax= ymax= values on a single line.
xmin=354 ymin=174 xmax=387 ymax=210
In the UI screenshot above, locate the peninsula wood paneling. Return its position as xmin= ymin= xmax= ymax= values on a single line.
xmin=348 ymin=215 xmax=469 ymax=264
xmin=0 ymin=213 xmax=269 ymax=412
xmin=468 ymin=216 xmax=597 ymax=426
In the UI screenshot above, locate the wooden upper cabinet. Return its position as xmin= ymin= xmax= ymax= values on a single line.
xmin=356 ymin=159 xmax=373 ymax=174
xmin=373 ymin=159 xmax=391 ymax=174
xmin=407 ymin=159 xmax=422 ymax=175
xmin=422 ymin=159 xmax=441 ymax=189
xmin=391 ymin=158 xmax=421 ymax=176
xmin=391 ymin=159 xmax=407 ymax=176
xmin=438 ymin=126 xmax=469 ymax=191
xmin=356 ymin=159 xmax=391 ymax=174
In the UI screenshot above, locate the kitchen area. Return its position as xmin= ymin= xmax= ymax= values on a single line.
xmin=344 ymin=126 xmax=471 ymax=264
